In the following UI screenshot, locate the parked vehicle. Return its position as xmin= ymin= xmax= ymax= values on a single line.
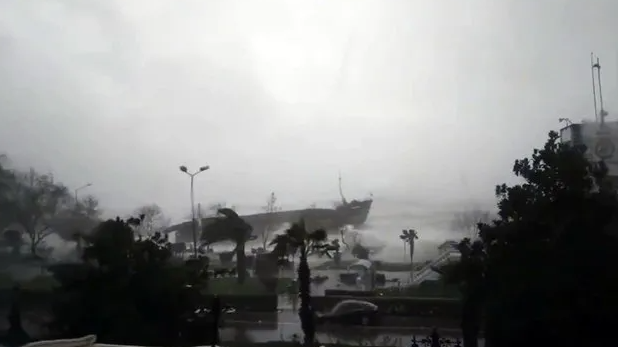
xmin=316 ymin=299 xmax=379 ymax=326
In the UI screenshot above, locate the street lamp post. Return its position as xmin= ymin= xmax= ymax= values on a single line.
xmin=180 ymin=165 xmax=210 ymax=258
xmin=74 ymin=183 xmax=93 ymax=208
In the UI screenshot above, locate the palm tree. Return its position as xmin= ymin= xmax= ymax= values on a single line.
xmin=400 ymin=229 xmax=419 ymax=274
xmin=212 ymin=208 xmax=253 ymax=284
xmin=269 ymin=219 xmax=329 ymax=346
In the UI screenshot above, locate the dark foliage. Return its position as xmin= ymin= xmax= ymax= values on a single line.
xmin=48 ymin=216 xmax=210 ymax=346
xmin=446 ymin=132 xmax=618 ymax=347
xmin=202 ymin=208 xmax=252 ymax=284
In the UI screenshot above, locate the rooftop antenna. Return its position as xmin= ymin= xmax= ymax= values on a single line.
xmin=591 ymin=53 xmax=608 ymax=126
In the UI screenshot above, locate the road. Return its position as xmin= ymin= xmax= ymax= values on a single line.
xmin=219 ymin=320 xmax=480 ymax=346
xmin=7 ymin=309 xmax=479 ymax=346
xmin=218 ymin=309 xmax=470 ymax=345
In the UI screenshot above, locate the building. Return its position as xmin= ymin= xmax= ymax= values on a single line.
xmin=559 ymin=54 xmax=618 ymax=185
xmin=560 ymin=121 xmax=618 ymax=185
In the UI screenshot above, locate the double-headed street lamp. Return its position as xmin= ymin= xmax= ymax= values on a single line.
xmin=180 ymin=165 xmax=210 ymax=258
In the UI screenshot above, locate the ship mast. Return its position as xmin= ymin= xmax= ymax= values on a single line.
xmin=338 ymin=171 xmax=348 ymax=205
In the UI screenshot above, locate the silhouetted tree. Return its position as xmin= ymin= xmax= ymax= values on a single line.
xmin=205 ymin=208 xmax=252 ymax=284
xmin=74 ymin=195 xmax=101 ymax=219
xmin=48 ymin=216 xmax=208 ymax=345
xmin=449 ymin=131 xmax=618 ymax=347
xmin=133 ymin=203 xmax=170 ymax=235
xmin=270 ymin=220 xmax=329 ymax=346
xmin=6 ymin=169 xmax=69 ymax=256
xmin=450 ymin=208 xmax=492 ymax=238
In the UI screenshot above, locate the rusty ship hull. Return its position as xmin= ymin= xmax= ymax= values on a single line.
xmin=167 ymin=199 xmax=372 ymax=244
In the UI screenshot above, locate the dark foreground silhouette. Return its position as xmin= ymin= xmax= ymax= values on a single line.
xmin=0 ymin=131 xmax=617 ymax=346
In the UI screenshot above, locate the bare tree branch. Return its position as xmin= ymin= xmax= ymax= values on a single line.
xmin=133 ymin=204 xmax=170 ymax=236
xmin=450 ymin=208 xmax=493 ymax=239
xmin=261 ymin=192 xmax=281 ymax=249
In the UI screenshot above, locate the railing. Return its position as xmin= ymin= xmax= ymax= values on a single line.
xmin=411 ymin=248 xmax=461 ymax=285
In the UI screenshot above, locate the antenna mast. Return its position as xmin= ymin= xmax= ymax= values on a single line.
xmin=591 ymin=53 xmax=608 ymax=126
xmin=338 ymin=171 xmax=347 ymax=205
xmin=591 ymin=53 xmax=599 ymax=123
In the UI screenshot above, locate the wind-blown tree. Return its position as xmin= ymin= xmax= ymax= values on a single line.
xmin=202 ymin=208 xmax=253 ymax=284
xmin=260 ymin=192 xmax=281 ymax=249
xmin=50 ymin=195 xmax=102 ymax=241
xmin=448 ymin=131 xmax=618 ymax=347
xmin=133 ymin=203 xmax=170 ymax=236
xmin=399 ymin=229 xmax=418 ymax=271
xmin=450 ymin=208 xmax=492 ymax=239
xmin=5 ymin=169 xmax=69 ymax=256
xmin=270 ymin=220 xmax=329 ymax=346
xmin=74 ymin=195 xmax=101 ymax=219
xmin=49 ymin=216 xmax=209 ymax=345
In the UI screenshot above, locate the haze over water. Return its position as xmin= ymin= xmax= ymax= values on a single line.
xmin=209 ymin=193 xmax=493 ymax=263
xmin=2 ymin=0 xmax=616 ymax=264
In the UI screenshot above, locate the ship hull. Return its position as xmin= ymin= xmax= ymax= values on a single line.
xmin=335 ymin=199 xmax=373 ymax=227
xmin=167 ymin=199 xmax=372 ymax=244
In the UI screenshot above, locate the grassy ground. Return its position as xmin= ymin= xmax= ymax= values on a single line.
xmin=0 ymin=271 xmax=293 ymax=295
xmin=207 ymin=277 xmax=294 ymax=295
xmin=0 ymin=272 xmax=58 ymax=291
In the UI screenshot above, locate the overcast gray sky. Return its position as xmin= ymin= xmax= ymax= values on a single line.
xmin=1 ymin=0 xmax=617 ymax=221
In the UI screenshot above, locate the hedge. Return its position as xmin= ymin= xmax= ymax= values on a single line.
xmin=376 ymin=280 xmax=461 ymax=298
xmin=195 ymin=294 xmax=278 ymax=312
xmin=208 ymin=277 xmax=293 ymax=295
xmin=324 ymin=289 xmax=375 ymax=297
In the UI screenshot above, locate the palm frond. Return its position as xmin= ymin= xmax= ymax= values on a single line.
xmin=217 ymin=208 xmax=240 ymax=219
xmin=269 ymin=234 xmax=290 ymax=247
xmin=286 ymin=221 xmax=307 ymax=242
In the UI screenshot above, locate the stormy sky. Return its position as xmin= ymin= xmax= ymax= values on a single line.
xmin=1 ymin=0 xmax=617 ymax=221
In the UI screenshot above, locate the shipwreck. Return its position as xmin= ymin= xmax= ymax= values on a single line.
xmin=165 ymin=176 xmax=372 ymax=244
